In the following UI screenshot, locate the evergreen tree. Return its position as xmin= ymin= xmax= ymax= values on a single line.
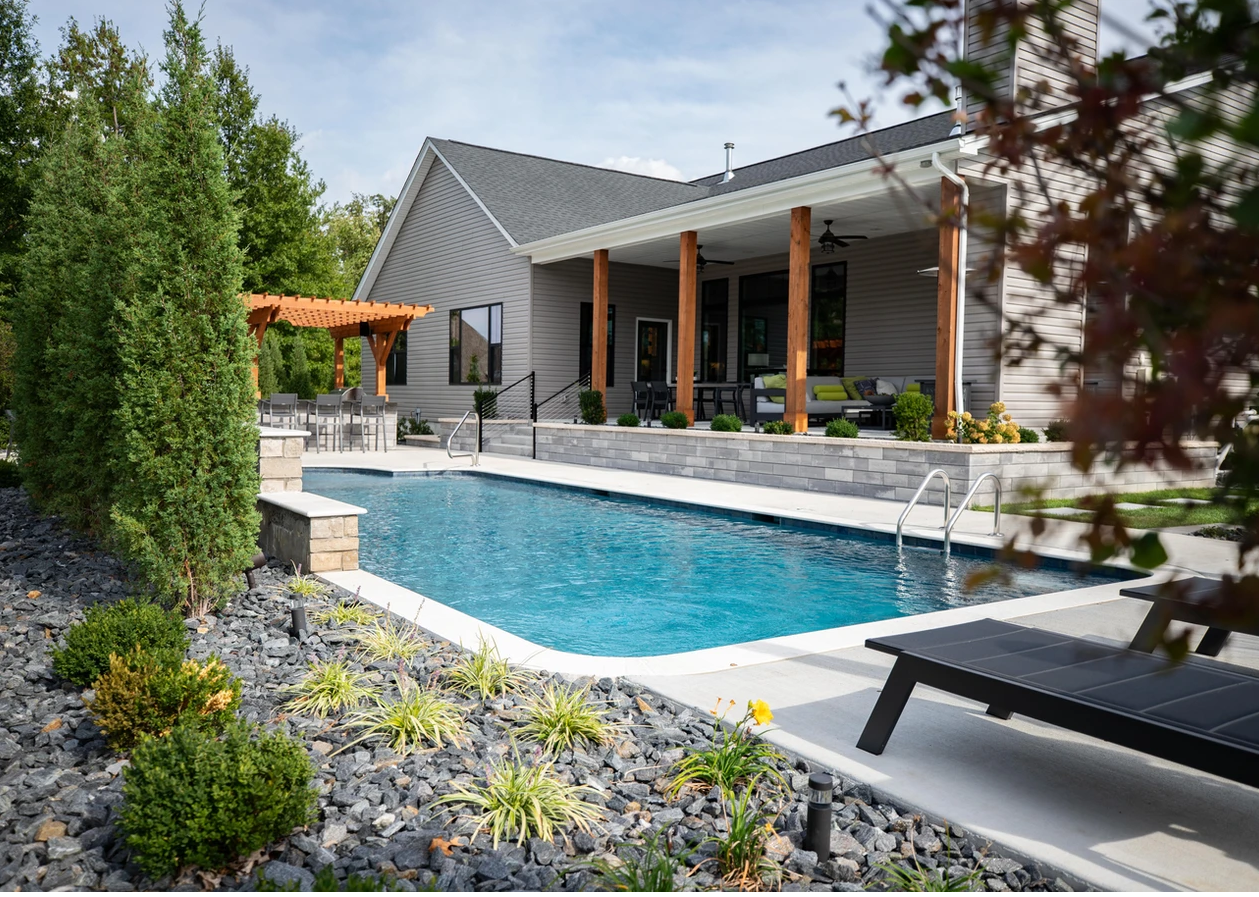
xmin=257 ymin=332 xmax=281 ymax=398
xmin=111 ymin=4 xmax=258 ymax=614
xmin=284 ymin=331 xmax=314 ymax=400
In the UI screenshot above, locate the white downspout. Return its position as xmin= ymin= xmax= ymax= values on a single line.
xmin=932 ymin=151 xmax=967 ymax=421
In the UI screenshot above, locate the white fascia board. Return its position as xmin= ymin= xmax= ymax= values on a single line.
xmin=352 ymin=140 xmax=437 ymax=302
xmin=512 ymin=139 xmax=965 ymax=264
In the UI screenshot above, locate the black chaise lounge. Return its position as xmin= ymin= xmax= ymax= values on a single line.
xmin=856 ymin=618 xmax=1259 ymax=790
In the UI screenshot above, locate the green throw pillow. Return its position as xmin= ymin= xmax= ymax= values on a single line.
xmin=762 ymin=373 xmax=786 ymax=404
xmin=813 ymin=386 xmax=848 ymax=399
xmin=841 ymin=376 xmax=872 ymax=400
xmin=905 ymin=383 xmax=921 ymax=393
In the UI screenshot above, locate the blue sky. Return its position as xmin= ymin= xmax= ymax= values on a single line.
xmin=31 ymin=1 xmax=1159 ymax=205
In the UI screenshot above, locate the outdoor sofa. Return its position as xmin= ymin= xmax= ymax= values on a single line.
xmin=856 ymin=618 xmax=1259 ymax=789
xmin=749 ymin=374 xmax=926 ymax=428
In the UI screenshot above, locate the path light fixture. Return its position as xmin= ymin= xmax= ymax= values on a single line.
xmin=290 ymin=590 xmax=308 ymax=640
xmin=805 ymin=772 xmax=834 ymax=859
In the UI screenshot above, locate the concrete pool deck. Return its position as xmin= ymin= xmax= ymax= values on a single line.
xmin=304 ymin=446 xmax=1259 ymax=891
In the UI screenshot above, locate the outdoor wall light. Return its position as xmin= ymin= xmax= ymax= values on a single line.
xmin=805 ymin=772 xmax=834 ymax=859
xmin=290 ymin=592 xmax=308 ymax=640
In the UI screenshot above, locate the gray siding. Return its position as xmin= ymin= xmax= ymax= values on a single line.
xmin=361 ymin=160 xmax=532 ymax=419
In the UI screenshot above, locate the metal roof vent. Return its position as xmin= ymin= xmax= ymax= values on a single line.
xmin=721 ymin=142 xmax=735 ymax=183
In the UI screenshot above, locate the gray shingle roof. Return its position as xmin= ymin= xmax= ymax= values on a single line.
xmin=430 ymin=111 xmax=956 ymax=243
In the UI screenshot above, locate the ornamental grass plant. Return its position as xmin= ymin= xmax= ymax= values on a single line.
xmin=282 ymin=656 xmax=375 ymax=718
xmin=874 ymin=855 xmax=984 ymax=892
xmin=342 ymin=676 xmax=466 ymax=755
xmin=710 ymin=788 xmax=780 ymax=890
xmin=284 ymin=565 xmax=330 ymax=602
xmin=586 ymin=830 xmax=694 ymax=892
xmin=665 ymin=699 xmax=787 ymax=799
xmin=359 ymin=610 xmax=426 ymax=663
xmin=310 ymin=598 xmax=379 ymax=628
xmin=444 ymin=639 xmax=532 ymax=700
xmin=519 ymin=682 xmax=620 ymax=755
xmin=435 ymin=753 xmax=604 ymax=848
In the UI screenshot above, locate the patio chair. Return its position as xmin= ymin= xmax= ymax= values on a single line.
xmin=647 ymin=381 xmax=671 ymax=425
xmin=359 ymin=395 xmax=388 ymax=452
xmin=630 ymin=381 xmax=651 ymax=421
xmin=855 ymin=618 xmax=1259 ymax=789
xmin=311 ymin=394 xmax=343 ymax=453
xmin=268 ymin=393 xmax=299 ymax=430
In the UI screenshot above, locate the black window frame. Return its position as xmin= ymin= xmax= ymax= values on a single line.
xmin=701 ymin=279 xmax=729 ymax=383
xmin=448 ymin=303 xmax=503 ymax=385
xmin=384 ymin=331 xmax=407 ymax=387
xmin=578 ymin=302 xmax=616 ymax=388
xmin=809 ymin=261 xmax=848 ymax=376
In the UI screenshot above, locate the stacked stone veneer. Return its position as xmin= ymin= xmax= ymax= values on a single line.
xmin=258 ymin=427 xmax=305 ymax=492
xmin=534 ymin=424 xmax=1217 ymax=503
xmin=257 ymin=493 xmax=364 ymax=573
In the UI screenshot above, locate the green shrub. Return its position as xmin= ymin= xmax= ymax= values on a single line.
xmin=86 ymin=649 xmax=241 ymax=751
xmin=1044 ymin=418 xmax=1070 ymax=442
xmin=0 ymin=459 xmax=19 ymax=488
xmin=397 ymin=417 xmax=434 ymax=440
xmin=473 ymin=387 xmax=498 ymax=419
xmin=616 ymin=412 xmax=640 ymax=427
xmin=761 ymin=420 xmax=793 ymax=435
xmin=710 ymin=414 xmax=744 ymax=432
xmin=1018 ymin=426 xmax=1041 ymax=444
xmin=519 ymin=683 xmax=620 ymax=755
xmin=579 ymin=389 xmax=607 ymax=425
xmin=120 ymin=721 xmax=317 ymax=879
xmin=52 ymin=598 xmax=189 ymax=687
xmin=435 ymin=754 xmax=603 ymax=848
xmin=825 ymin=418 xmax=859 ymax=439
xmin=661 ymin=411 xmax=689 ymax=429
xmin=893 ymin=392 xmax=934 ymax=442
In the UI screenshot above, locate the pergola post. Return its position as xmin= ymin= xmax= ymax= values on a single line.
xmin=786 ymin=206 xmax=811 ymax=433
xmin=247 ymin=306 xmax=278 ymax=399
xmin=934 ymin=177 xmax=962 ymax=438
xmin=676 ymin=231 xmax=698 ymax=425
xmin=333 ymin=336 xmax=345 ymax=389
xmin=592 ymin=249 xmax=609 ymax=398
xmin=367 ymin=328 xmax=400 ymax=401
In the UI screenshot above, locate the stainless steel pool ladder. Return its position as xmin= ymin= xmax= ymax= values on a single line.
xmin=943 ymin=472 xmax=1003 ymax=555
xmin=896 ymin=469 xmax=951 ymax=548
xmin=447 ymin=411 xmax=480 ymax=466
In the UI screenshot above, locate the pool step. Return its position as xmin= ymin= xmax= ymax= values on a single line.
xmin=447 ymin=423 xmax=535 ymax=458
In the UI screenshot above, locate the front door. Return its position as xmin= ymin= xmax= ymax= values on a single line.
xmin=636 ymin=319 xmax=670 ymax=382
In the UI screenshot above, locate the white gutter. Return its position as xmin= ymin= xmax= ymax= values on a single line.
xmin=932 ymin=151 xmax=967 ymax=422
xmin=513 ymin=138 xmax=970 ymax=264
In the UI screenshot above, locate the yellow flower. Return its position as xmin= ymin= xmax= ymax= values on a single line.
xmin=961 ymin=412 xmax=973 ymax=421
xmin=749 ymin=700 xmax=773 ymax=726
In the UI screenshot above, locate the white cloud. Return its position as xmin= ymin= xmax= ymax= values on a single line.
xmin=598 ymin=156 xmax=684 ymax=181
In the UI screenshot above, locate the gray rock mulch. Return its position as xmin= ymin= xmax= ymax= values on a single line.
xmin=0 ymin=486 xmax=1084 ymax=892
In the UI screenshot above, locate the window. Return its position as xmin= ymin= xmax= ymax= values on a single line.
xmin=579 ymin=302 xmax=615 ymax=387
xmin=384 ymin=331 xmax=407 ymax=386
xmin=810 ymin=262 xmax=847 ymax=375
xmin=737 ymin=270 xmax=788 ymax=381
xmin=449 ymin=304 xmax=502 ymax=385
xmin=701 ymin=280 xmax=729 ymax=382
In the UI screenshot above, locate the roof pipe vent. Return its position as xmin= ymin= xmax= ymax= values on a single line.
xmin=721 ymin=142 xmax=735 ymax=183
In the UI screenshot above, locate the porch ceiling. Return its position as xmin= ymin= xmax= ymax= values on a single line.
xmin=599 ymin=186 xmax=940 ymax=270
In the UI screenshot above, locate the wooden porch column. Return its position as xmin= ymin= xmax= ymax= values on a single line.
xmin=333 ymin=335 xmax=345 ymax=389
xmin=676 ymin=231 xmax=698 ymax=425
xmin=591 ymin=249 xmax=609 ymax=397
xmin=786 ymin=206 xmax=811 ymax=432
xmin=934 ymin=176 xmax=962 ymax=438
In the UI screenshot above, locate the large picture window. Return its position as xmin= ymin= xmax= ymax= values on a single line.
xmin=449 ymin=304 xmax=503 ymax=385
xmin=579 ymin=302 xmax=615 ymax=387
xmin=810 ymin=262 xmax=847 ymax=375
xmin=384 ymin=331 xmax=407 ymax=386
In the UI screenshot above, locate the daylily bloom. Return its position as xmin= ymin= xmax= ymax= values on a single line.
xmin=749 ymin=699 xmax=773 ymax=726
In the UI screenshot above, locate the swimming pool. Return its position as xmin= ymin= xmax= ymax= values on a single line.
xmin=304 ymin=471 xmax=1136 ymax=656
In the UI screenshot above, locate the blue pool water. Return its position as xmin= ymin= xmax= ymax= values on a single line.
xmin=305 ymin=471 xmax=1135 ymax=656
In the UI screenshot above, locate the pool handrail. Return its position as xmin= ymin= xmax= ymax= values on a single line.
xmin=447 ymin=411 xmax=480 ymax=466
xmin=896 ymin=468 xmax=951 ymax=548
xmin=943 ymin=472 xmax=1002 ymax=555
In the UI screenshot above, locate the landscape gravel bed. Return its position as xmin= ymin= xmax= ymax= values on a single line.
xmin=0 ymin=486 xmax=1083 ymax=891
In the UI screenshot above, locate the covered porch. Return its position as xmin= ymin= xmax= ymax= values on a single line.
xmin=520 ymin=147 xmax=996 ymax=438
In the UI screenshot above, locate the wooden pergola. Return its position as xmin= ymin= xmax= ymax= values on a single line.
xmin=245 ymin=293 xmax=433 ymax=400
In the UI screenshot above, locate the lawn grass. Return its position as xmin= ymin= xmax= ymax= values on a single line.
xmin=976 ymin=487 xmax=1259 ymax=530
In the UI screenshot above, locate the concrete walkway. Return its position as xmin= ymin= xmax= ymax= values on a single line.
xmin=303 ymin=446 xmax=1259 ymax=891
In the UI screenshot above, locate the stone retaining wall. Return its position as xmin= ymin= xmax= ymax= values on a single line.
xmin=258 ymin=427 xmax=305 ymax=493
xmin=534 ymin=424 xmax=1217 ymax=503
xmin=257 ymin=492 xmax=365 ymax=573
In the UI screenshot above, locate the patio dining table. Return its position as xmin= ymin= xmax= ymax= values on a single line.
xmin=667 ymin=384 xmax=721 ymax=420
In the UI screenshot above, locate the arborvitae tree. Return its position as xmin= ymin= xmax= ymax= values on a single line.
xmin=284 ymin=332 xmax=313 ymax=400
xmin=111 ymin=4 xmax=258 ymax=614
xmin=257 ymin=332 xmax=282 ymax=398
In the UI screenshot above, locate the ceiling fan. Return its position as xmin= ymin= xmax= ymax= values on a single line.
xmin=817 ymin=220 xmax=868 ymax=253
xmin=663 ymin=245 xmax=736 ymax=273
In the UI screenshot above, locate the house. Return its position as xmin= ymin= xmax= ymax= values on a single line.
xmin=353 ymin=0 xmax=1247 ymax=435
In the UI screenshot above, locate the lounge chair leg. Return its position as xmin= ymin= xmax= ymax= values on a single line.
xmin=1128 ymin=602 xmax=1171 ymax=652
xmin=1196 ymin=627 xmax=1230 ymax=656
xmin=985 ymin=705 xmax=1013 ymax=720
xmin=856 ymin=662 xmax=918 ymax=755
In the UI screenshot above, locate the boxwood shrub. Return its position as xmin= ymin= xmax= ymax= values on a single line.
xmin=761 ymin=420 xmax=794 ymax=435
xmin=1018 ymin=426 xmax=1041 ymax=444
xmin=120 ymin=721 xmax=317 ymax=879
xmin=709 ymin=414 xmax=743 ymax=432
xmin=661 ymin=411 xmax=688 ymax=429
xmin=893 ymin=392 xmax=934 ymax=442
xmin=52 ymin=598 xmax=189 ymax=687
xmin=616 ymin=412 xmax=640 ymax=427
xmin=579 ymin=389 xmax=606 ymax=425
xmin=825 ymin=418 xmax=859 ymax=439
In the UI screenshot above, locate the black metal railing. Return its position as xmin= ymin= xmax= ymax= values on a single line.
xmin=534 ymin=373 xmax=589 ymax=423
